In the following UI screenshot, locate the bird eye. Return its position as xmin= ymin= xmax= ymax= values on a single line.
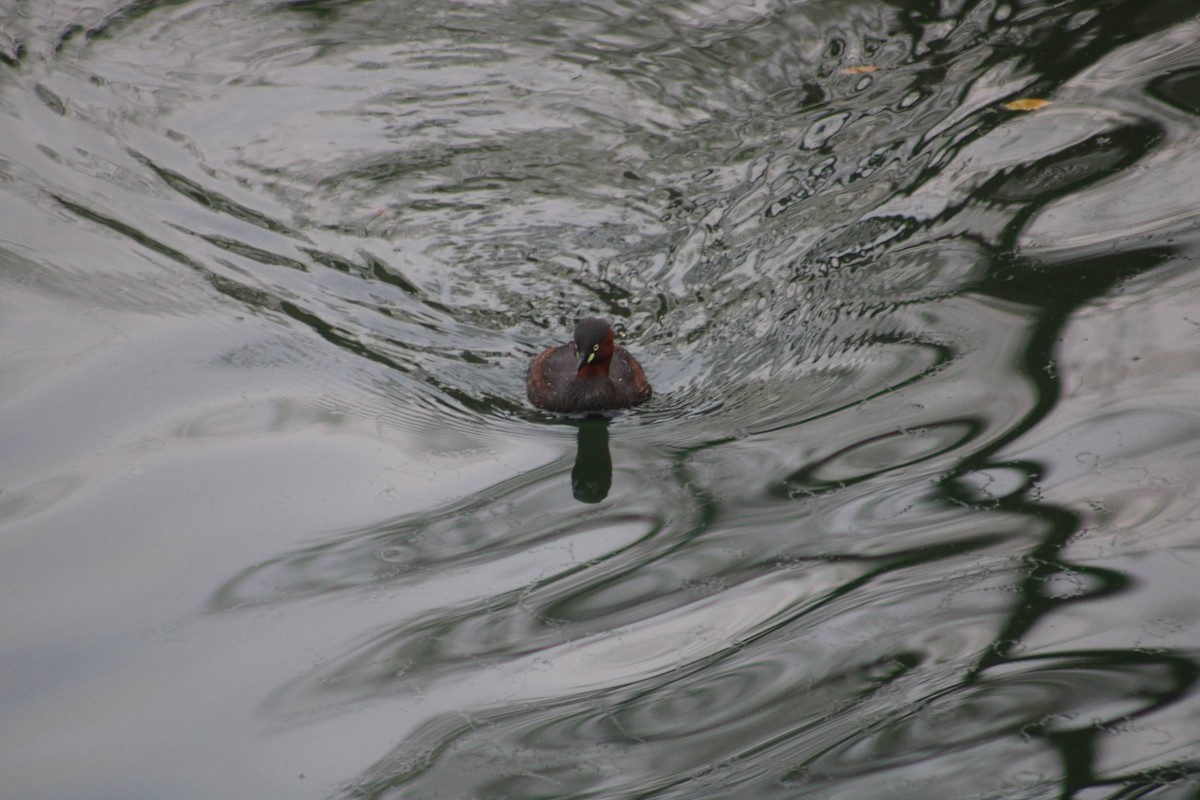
xmin=592 ymin=344 xmax=600 ymax=351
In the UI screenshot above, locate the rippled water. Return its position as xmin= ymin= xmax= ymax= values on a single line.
xmin=4 ymin=0 xmax=1200 ymax=797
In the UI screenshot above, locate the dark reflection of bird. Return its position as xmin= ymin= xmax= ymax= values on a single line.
xmin=527 ymin=317 xmax=651 ymax=413
xmin=571 ymin=418 xmax=612 ymax=503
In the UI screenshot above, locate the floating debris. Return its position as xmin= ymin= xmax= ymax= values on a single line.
xmin=1004 ymin=98 xmax=1051 ymax=111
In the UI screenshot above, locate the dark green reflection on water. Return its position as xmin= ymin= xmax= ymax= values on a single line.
xmin=939 ymin=246 xmax=1196 ymax=795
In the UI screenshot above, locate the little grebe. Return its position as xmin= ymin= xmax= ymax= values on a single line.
xmin=527 ymin=317 xmax=651 ymax=412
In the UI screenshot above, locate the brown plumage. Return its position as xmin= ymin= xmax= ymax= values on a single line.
xmin=527 ymin=318 xmax=651 ymax=412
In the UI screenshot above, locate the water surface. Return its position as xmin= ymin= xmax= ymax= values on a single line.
xmin=3 ymin=0 xmax=1200 ymax=797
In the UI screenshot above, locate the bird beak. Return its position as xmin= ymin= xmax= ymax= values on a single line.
xmin=576 ymin=350 xmax=591 ymax=372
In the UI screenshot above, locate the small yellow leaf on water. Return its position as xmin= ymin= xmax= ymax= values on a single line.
xmin=1004 ymin=98 xmax=1051 ymax=111
xmin=841 ymin=65 xmax=878 ymax=74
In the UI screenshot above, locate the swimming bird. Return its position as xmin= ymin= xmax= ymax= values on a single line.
xmin=527 ymin=317 xmax=651 ymax=412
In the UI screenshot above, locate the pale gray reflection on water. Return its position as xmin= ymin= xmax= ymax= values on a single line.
xmin=3 ymin=1 xmax=1200 ymax=799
